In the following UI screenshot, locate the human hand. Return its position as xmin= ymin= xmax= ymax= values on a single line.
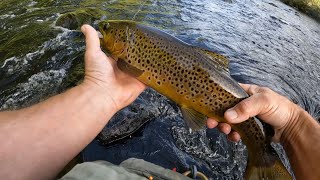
xmin=80 ymin=24 xmax=146 ymax=112
xmin=207 ymin=84 xmax=302 ymax=143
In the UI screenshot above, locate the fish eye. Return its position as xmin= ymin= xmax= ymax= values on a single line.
xmin=103 ymin=23 xmax=109 ymax=31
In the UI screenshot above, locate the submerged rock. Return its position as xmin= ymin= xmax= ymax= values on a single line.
xmin=98 ymin=88 xmax=177 ymax=145
xmin=56 ymin=8 xmax=104 ymax=30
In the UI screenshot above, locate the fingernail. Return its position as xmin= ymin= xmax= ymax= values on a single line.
xmin=225 ymin=109 xmax=238 ymax=120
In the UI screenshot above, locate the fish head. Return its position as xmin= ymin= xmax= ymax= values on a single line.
xmin=98 ymin=20 xmax=136 ymax=58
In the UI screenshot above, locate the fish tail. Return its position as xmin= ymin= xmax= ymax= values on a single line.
xmin=244 ymin=148 xmax=292 ymax=180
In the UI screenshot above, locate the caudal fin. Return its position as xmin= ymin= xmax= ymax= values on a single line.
xmin=244 ymin=157 xmax=292 ymax=180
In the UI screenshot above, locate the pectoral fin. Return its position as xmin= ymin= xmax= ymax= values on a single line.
xmin=180 ymin=106 xmax=207 ymax=130
xmin=117 ymin=58 xmax=144 ymax=77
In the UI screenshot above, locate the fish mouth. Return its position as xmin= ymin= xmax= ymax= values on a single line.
xmin=98 ymin=21 xmax=111 ymax=33
xmin=98 ymin=20 xmax=129 ymax=57
xmin=97 ymin=21 xmax=114 ymax=54
xmin=97 ymin=21 xmax=107 ymax=37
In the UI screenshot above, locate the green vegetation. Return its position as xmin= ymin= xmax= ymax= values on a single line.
xmin=0 ymin=0 xmax=175 ymax=64
xmin=0 ymin=0 xmax=65 ymax=63
xmin=281 ymin=0 xmax=320 ymax=21
xmin=0 ymin=22 xmax=59 ymax=61
xmin=0 ymin=0 xmax=178 ymax=95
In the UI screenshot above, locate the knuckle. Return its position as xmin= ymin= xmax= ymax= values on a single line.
xmin=247 ymin=85 xmax=257 ymax=94
xmin=259 ymin=93 xmax=273 ymax=109
xmin=259 ymin=92 xmax=269 ymax=100
xmin=247 ymin=84 xmax=262 ymax=95
xmin=260 ymin=86 xmax=271 ymax=93
xmin=258 ymin=91 xmax=272 ymax=105
xmin=237 ymin=99 xmax=252 ymax=115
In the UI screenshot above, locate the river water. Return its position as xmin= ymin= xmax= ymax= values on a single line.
xmin=0 ymin=0 xmax=319 ymax=179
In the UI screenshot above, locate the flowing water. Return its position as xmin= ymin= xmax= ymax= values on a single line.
xmin=1 ymin=0 xmax=319 ymax=179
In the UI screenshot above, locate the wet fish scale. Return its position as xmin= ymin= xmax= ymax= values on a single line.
xmin=99 ymin=20 xmax=292 ymax=180
xmin=126 ymin=28 xmax=240 ymax=118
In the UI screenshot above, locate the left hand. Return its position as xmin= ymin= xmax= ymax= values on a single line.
xmin=81 ymin=24 xmax=146 ymax=112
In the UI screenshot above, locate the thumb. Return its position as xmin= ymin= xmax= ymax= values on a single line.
xmin=81 ymin=24 xmax=101 ymax=53
xmin=224 ymin=94 xmax=269 ymax=123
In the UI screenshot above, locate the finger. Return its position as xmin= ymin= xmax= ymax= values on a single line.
xmin=227 ymin=131 xmax=241 ymax=142
xmin=207 ymin=118 xmax=218 ymax=129
xmin=217 ymin=123 xmax=232 ymax=134
xmin=239 ymin=83 xmax=251 ymax=91
xmin=224 ymin=94 xmax=268 ymax=123
xmin=81 ymin=24 xmax=101 ymax=53
xmin=240 ymin=84 xmax=261 ymax=95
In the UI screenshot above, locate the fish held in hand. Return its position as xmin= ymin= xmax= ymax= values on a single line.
xmin=98 ymin=20 xmax=292 ymax=180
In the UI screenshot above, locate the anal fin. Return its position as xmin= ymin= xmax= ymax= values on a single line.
xmin=180 ymin=106 xmax=207 ymax=131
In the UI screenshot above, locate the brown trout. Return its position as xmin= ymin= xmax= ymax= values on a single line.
xmin=98 ymin=20 xmax=292 ymax=180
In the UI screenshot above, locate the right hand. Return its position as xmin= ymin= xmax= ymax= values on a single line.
xmin=207 ymin=84 xmax=303 ymax=143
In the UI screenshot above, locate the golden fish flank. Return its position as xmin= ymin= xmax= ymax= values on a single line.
xmin=99 ymin=20 xmax=292 ymax=180
xmin=100 ymin=21 xmax=247 ymax=126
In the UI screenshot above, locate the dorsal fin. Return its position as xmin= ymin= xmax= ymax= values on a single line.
xmin=193 ymin=47 xmax=248 ymax=98
xmin=194 ymin=47 xmax=230 ymax=74
xmin=137 ymin=23 xmax=230 ymax=74
xmin=137 ymin=24 xmax=190 ymax=46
